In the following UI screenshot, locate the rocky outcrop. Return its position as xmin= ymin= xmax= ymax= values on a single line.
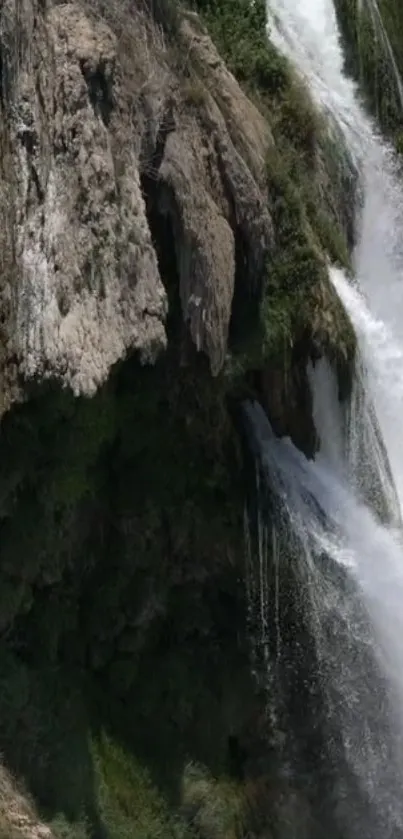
xmin=0 ymin=765 xmax=53 ymax=839
xmin=0 ymin=0 xmax=273 ymax=410
xmin=0 ymin=0 xmax=167 ymax=407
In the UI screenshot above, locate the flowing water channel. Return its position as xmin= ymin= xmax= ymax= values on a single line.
xmin=243 ymin=2 xmax=403 ymax=835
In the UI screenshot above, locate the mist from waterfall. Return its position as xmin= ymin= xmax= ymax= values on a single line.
xmin=243 ymin=395 xmax=403 ymax=837
xmin=241 ymin=0 xmax=403 ymax=835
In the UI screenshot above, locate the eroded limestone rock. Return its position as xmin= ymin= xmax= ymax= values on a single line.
xmin=0 ymin=0 xmax=274 ymax=408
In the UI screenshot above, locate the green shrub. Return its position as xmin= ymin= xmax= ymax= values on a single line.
xmin=93 ymin=733 xmax=190 ymax=839
xmin=181 ymin=762 xmax=245 ymax=839
xmin=191 ymin=0 xmax=353 ymax=278
xmin=50 ymin=814 xmax=90 ymax=839
xmin=191 ymin=0 xmax=289 ymax=98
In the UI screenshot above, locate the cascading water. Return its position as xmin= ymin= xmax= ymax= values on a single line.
xmin=241 ymin=1 xmax=403 ymax=835
xmin=269 ymin=0 xmax=403 ymax=504
xmin=242 ymin=399 xmax=403 ymax=837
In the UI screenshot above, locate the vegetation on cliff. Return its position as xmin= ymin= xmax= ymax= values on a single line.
xmin=334 ymin=0 xmax=403 ymax=143
xmin=190 ymin=0 xmax=356 ymax=447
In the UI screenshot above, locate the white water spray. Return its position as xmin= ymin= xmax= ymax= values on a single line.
xmin=243 ymin=398 xmax=403 ymax=835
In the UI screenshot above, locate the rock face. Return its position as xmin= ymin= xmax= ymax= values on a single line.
xmin=157 ymin=11 xmax=273 ymax=374
xmin=0 ymin=0 xmax=167 ymax=405
xmin=0 ymin=0 xmax=273 ymax=409
xmin=0 ymin=764 xmax=54 ymax=839
xmin=0 ymin=2 xmax=359 ymax=837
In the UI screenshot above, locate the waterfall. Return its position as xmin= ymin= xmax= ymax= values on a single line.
xmin=242 ymin=399 xmax=403 ymax=837
xmin=241 ymin=1 xmax=403 ymax=835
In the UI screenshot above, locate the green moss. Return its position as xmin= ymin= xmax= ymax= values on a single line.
xmin=50 ymin=739 xmax=251 ymax=839
xmin=266 ymin=101 xmax=356 ymax=358
xmin=334 ymin=0 xmax=403 ymax=140
xmin=230 ymin=134 xmax=355 ymax=379
xmin=0 ymin=336 xmax=256 ymax=831
xmin=181 ymin=763 xmax=245 ymax=839
xmin=190 ymin=0 xmax=355 ymax=379
xmin=50 ymin=816 xmax=89 ymax=839
xmin=190 ymin=0 xmax=290 ymax=99
xmin=93 ymin=734 xmax=189 ymax=838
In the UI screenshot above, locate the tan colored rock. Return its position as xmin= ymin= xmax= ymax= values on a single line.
xmin=155 ymin=20 xmax=273 ymax=373
xmin=0 ymin=0 xmax=273 ymax=409
xmin=180 ymin=11 xmax=271 ymax=185
xmin=158 ymin=102 xmax=272 ymax=373
xmin=0 ymin=764 xmax=54 ymax=839
xmin=20 ymin=2 xmax=165 ymax=396
xmin=0 ymin=0 xmax=167 ymax=407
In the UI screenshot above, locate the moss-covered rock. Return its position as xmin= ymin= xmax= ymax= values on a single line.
xmin=334 ymin=0 xmax=403 ymax=141
xmin=191 ymin=0 xmax=357 ymax=455
xmin=0 ymin=333 xmax=268 ymax=835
